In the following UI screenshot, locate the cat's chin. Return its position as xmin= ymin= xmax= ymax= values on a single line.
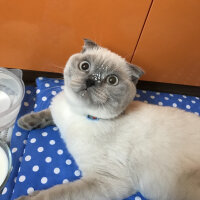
xmin=63 ymin=86 xmax=123 ymax=119
xmin=73 ymin=87 xmax=108 ymax=106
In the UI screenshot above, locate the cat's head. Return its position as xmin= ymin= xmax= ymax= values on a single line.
xmin=63 ymin=39 xmax=144 ymax=119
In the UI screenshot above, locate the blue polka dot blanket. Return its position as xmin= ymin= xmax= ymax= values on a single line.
xmin=1 ymin=77 xmax=200 ymax=200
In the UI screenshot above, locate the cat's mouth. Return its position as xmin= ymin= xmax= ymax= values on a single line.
xmin=80 ymin=88 xmax=88 ymax=97
xmin=69 ymin=83 xmax=88 ymax=97
xmin=78 ymin=87 xmax=95 ymax=99
xmin=76 ymin=87 xmax=108 ymax=105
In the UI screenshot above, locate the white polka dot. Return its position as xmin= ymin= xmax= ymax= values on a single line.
xmin=41 ymin=177 xmax=48 ymax=184
xmin=172 ymin=103 xmax=177 ymax=107
xmin=14 ymin=177 xmax=17 ymax=183
xmin=74 ymin=170 xmax=81 ymax=176
xmin=12 ymin=147 xmax=17 ymax=153
xmin=66 ymin=159 xmax=72 ymax=165
xmin=51 ymin=91 xmax=57 ymax=96
xmin=38 ymin=147 xmax=44 ymax=152
xmin=42 ymin=132 xmax=48 ymax=137
xmin=54 ymin=168 xmax=60 ymax=174
xmin=194 ymin=112 xmax=199 ymax=116
xmin=156 ymin=92 xmax=160 ymax=95
xmin=186 ymin=105 xmax=191 ymax=109
xmin=25 ymin=155 xmax=31 ymax=161
xmin=195 ymin=97 xmax=199 ymax=100
xmin=24 ymin=102 xmax=29 ymax=107
xmin=18 ymin=167 xmax=21 ymax=172
xmin=26 ymin=90 xmax=31 ymax=94
xmin=182 ymin=95 xmax=187 ymax=98
xmin=19 ymin=175 xmax=26 ymax=182
xmin=2 ymin=187 xmax=7 ymax=195
xmin=38 ymin=77 xmax=43 ymax=80
xmin=169 ymin=94 xmax=174 ymax=97
xmin=34 ymin=104 xmax=37 ymax=108
xmin=61 ymin=85 xmax=65 ymax=90
xmin=191 ymin=100 xmax=196 ymax=104
xmin=19 ymin=157 xmax=22 ymax=162
xmin=158 ymin=102 xmax=163 ymax=106
xmin=63 ymin=179 xmax=69 ymax=184
xmin=164 ymin=97 xmax=169 ymax=100
xmin=16 ymin=131 xmax=22 ymax=136
xmin=53 ymin=127 xmax=58 ymax=131
xmin=144 ymin=100 xmax=148 ymax=104
xmin=54 ymin=80 xmax=59 ymax=83
xmin=33 ymin=97 xmax=36 ymax=101
xmin=150 ymin=95 xmax=155 ymax=99
xmin=45 ymin=157 xmax=52 ymax=163
xmin=23 ymin=140 xmax=27 ymax=144
xmin=45 ymin=83 xmax=50 ymax=87
xmin=42 ymin=96 xmax=47 ymax=101
xmin=36 ymin=89 xmax=40 ymax=94
xmin=135 ymin=196 xmax=142 ymax=200
xmin=142 ymin=90 xmax=146 ymax=93
xmin=178 ymin=98 xmax=182 ymax=102
xmin=30 ymin=138 xmax=36 ymax=143
xmin=49 ymin=140 xmax=55 ymax=145
xmin=32 ymin=165 xmax=39 ymax=172
xmin=27 ymin=187 xmax=34 ymax=195
xmin=57 ymin=149 xmax=63 ymax=155
xmin=136 ymin=94 xmax=140 ymax=98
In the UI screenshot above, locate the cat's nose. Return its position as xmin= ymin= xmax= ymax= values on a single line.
xmin=86 ymin=79 xmax=95 ymax=88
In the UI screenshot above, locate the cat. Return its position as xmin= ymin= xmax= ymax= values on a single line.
xmin=17 ymin=39 xmax=200 ymax=200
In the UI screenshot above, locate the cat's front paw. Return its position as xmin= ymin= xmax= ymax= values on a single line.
xmin=18 ymin=112 xmax=42 ymax=130
xmin=18 ymin=109 xmax=54 ymax=131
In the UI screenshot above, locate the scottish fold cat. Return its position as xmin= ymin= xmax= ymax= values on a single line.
xmin=17 ymin=39 xmax=200 ymax=200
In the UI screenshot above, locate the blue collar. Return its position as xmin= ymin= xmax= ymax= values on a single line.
xmin=87 ymin=115 xmax=99 ymax=121
xmin=87 ymin=111 xmax=125 ymax=121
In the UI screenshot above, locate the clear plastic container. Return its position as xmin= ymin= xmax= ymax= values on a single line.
xmin=0 ymin=68 xmax=25 ymax=142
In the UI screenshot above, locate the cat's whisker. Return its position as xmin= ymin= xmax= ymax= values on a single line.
xmin=47 ymin=85 xmax=64 ymax=90
xmin=91 ymin=88 xmax=107 ymax=104
xmin=49 ymin=63 xmax=65 ymax=70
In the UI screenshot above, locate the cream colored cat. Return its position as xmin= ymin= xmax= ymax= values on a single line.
xmin=17 ymin=39 xmax=200 ymax=200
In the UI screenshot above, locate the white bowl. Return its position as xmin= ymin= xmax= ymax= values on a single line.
xmin=0 ymin=68 xmax=25 ymax=142
xmin=0 ymin=140 xmax=12 ymax=193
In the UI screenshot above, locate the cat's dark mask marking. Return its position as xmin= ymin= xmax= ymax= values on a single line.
xmin=64 ymin=38 xmax=145 ymax=119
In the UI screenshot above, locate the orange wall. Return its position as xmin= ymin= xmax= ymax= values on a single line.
xmin=132 ymin=0 xmax=200 ymax=86
xmin=0 ymin=0 xmax=199 ymax=86
xmin=0 ymin=0 xmax=151 ymax=73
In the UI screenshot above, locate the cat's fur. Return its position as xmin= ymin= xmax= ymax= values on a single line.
xmin=17 ymin=39 xmax=200 ymax=200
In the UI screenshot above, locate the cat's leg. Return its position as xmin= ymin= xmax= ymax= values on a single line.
xmin=18 ymin=108 xmax=54 ymax=130
xmin=15 ymin=175 xmax=134 ymax=200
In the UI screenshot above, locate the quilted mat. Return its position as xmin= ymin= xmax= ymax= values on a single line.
xmin=0 ymin=77 xmax=199 ymax=200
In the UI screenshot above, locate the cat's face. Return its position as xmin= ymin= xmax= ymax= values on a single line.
xmin=64 ymin=39 xmax=144 ymax=119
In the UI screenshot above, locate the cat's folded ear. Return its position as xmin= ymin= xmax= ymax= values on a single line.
xmin=127 ymin=63 xmax=144 ymax=85
xmin=82 ymin=39 xmax=99 ymax=53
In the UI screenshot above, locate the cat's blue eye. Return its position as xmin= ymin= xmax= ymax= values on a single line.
xmin=106 ymin=75 xmax=119 ymax=86
xmin=79 ymin=61 xmax=90 ymax=71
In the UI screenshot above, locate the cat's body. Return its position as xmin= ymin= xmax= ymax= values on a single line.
xmin=51 ymin=91 xmax=200 ymax=200
xmin=17 ymin=39 xmax=200 ymax=200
